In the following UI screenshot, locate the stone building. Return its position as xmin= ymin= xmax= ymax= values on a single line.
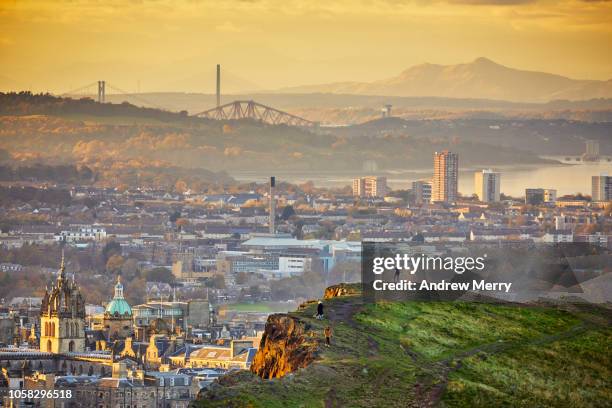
xmin=39 ymin=254 xmax=86 ymax=353
xmin=103 ymin=276 xmax=133 ymax=340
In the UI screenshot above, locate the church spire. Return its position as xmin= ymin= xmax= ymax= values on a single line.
xmin=58 ymin=249 xmax=66 ymax=282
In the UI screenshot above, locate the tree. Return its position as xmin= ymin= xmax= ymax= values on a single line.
xmin=207 ymin=274 xmax=226 ymax=289
xmin=144 ymin=267 xmax=175 ymax=284
xmin=120 ymin=258 xmax=140 ymax=281
xmin=106 ymin=255 xmax=125 ymax=274
xmin=175 ymin=218 xmax=189 ymax=230
xmin=280 ymin=205 xmax=296 ymax=220
xmin=235 ymin=272 xmax=249 ymax=285
xmin=102 ymin=241 xmax=122 ymax=264
xmin=174 ymin=180 xmax=188 ymax=194
xmin=169 ymin=210 xmax=181 ymax=223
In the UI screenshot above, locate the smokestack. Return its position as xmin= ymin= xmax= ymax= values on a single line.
xmin=269 ymin=176 xmax=276 ymax=234
xmin=216 ymin=64 xmax=221 ymax=107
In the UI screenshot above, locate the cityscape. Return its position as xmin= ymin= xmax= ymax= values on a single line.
xmin=0 ymin=140 xmax=609 ymax=406
xmin=1 ymin=0 xmax=611 ymax=407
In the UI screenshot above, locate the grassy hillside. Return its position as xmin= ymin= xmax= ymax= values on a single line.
xmin=194 ymin=294 xmax=611 ymax=407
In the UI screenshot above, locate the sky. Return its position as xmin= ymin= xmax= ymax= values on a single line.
xmin=1 ymin=0 xmax=612 ymax=94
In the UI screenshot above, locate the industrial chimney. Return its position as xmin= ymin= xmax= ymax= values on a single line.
xmin=269 ymin=176 xmax=276 ymax=234
xmin=216 ymin=64 xmax=221 ymax=107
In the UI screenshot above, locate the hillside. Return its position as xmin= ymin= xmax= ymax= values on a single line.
xmin=194 ymin=285 xmax=611 ymax=407
xmin=1 ymin=93 xmax=568 ymax=178
xmin=278 ymin=58 xmax=612 ymax=103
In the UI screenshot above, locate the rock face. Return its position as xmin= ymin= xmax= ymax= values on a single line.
xmin=324 ymin=283 xmax=361 ymax=299
xmin=250 ymin=314 xmax=317 ymax=379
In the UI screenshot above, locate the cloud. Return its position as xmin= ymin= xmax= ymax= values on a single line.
xmin=215 ymin=21 xmax=242 ymax=32
xmin=448 ymin=0 xmax=537 ymax=4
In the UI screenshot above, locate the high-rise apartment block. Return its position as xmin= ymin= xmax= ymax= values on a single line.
xmin=412 ymin=180 xmax=433 ymax=204
xmin=474 ymin=169 xmax=501 ymax=202
xmin=432 ymin=151 xmax=459 ymax=203
xmin=592 ymin=174 xmax=612 ymax=201
xmin=353 ymin=176 xmax=388 ymax=198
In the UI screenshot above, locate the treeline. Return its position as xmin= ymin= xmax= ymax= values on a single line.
xmin=0 ymin=92 xmax=197 ymax=123
xmin=0 ymin=164 xmax=95 ymax=183
xmin=0 ymin=186 xmax=72 ymax=207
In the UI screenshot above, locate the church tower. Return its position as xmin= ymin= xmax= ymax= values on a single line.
xmin=40 ymin=252 xmax=86 ymax=353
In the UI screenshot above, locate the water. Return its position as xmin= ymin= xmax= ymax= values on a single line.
xmin=231 ymin=158 xmax=612 ymax=197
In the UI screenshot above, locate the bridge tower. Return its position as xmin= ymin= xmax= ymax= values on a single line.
xmin=97 ymin=80 xmax=105 ymax=103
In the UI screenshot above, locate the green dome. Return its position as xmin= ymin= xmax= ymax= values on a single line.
xmin=105 ymin=298 xmax=132 ymax=317
xmin=105 ymin=276 xmax=132 ymax=317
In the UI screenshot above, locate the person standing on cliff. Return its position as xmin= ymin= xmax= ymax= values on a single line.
xmin=324 ymin=326 xmax=332 ymax=346
xmin=316 ymin=300 xmax=324 ymax=319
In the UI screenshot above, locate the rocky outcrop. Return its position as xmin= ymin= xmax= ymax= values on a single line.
xmin=250 ymin=314 xmax=318 ymax=379
xmin=324 ymin=283 xmax=361 ymax=299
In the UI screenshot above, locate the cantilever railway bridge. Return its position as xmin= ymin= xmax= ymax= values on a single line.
xmin=194 ymin=100 xmax=316 ymax=128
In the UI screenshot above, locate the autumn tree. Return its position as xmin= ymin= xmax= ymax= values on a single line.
xmin=106 ymin=255 xmax=125 ymax=274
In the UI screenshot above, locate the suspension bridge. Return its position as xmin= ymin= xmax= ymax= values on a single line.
xmin=58 ymin=79 xmax=317 ymax=129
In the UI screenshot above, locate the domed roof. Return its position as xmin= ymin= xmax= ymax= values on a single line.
xmin=105 ymin=298 xmax=132 ymax=317
xmin=105 ymin=276 xmax=132 ymax=317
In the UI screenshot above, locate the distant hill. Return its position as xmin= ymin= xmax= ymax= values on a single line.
xmin=276 ymin=58 xmax=612 ymax=103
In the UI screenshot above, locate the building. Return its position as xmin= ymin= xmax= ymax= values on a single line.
xmin=412 ymin=180 xmax=433 ymax=204
xmin=585 ymin=140 xmax=600 ymax=159
xmin=55 ymin=225 xmax=107 ymax=243
xmin=525 ymin=188 xmax=557 ymax=205
xmin=40 ymin=254 xmax=86 ymax=353
xmin=544 ymin=189 xmax=557 ymax=203
xmin=432 ymin=151 xmax=459 ymax=203
xmin=474 ymin=169 xmax=501 ymax=202
xmin=132 ymin=300 xmax=210 ymax=341
xmin=103 ymin=276 xmax=133 ymax=340
xmin=185 ymin=340 xmax=256 ymax=370
xmin=0 ymin=314 xmax=16 ymax=346
xmin=592 ymin=174 xmax=611 ymax=202
xmin=21 ymin=366 xmax=194 ymax=408
xmin=352 ymin=176 xmax=388 ymax=198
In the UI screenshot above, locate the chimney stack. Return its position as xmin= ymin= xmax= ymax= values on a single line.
xmin=216 ymin=64 xmax=221 ymax=107
xmin=269 ymin=176 xmax=276 ymax=234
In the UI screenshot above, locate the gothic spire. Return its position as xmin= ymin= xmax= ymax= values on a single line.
xmin=58 ymin=249 xmax=66 ymax=282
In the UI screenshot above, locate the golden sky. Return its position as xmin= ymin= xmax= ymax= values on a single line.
xmin=1 ymin=0 xmax=611 ymax=93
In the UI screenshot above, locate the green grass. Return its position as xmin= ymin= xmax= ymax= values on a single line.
xmin=192 ymin=297 xmax=611 ymax=408
xmin=223 ymin=302 xmax=297 ymax=313
xmin=355 ymin=301 xmax=579 ymax=360
xmin=444 ymin=329 xmax=611 ymax=407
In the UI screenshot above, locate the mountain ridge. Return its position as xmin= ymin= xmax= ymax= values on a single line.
xmin=275 ymin=57 xmax=612 ymax=103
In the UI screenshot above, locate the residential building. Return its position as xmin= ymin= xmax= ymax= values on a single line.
xmin=525 ymin=188 xmax=557 ymax=205
xmin=432 ymin=151 xmax=459 ymax=203
xmin=474 ymin=169 xmax=501 ymax=202
xmin=592 ymin=174 xmax=612 ymax=201
xmin=352 ymin=176 xmax=388 ymax=198
xmin=412 ymin=180 xmax=433 ymax=204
